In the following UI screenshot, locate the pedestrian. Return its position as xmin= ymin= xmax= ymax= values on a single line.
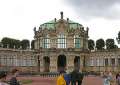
xmin=103 ymin=71 xmax=111 ymax=85
xmin=0 ymin=71 xmax=9 ymax=85
xmin=9 ymin=69 xmax=20 ymax=85
xmin=57 ymin=71 xmax=66 ymax=85
xmin=63 ymin=71 xmax=71 ymax=85
xmin=57 ymin=54 xmax=67 ymax=85
xmin=116 ymin=72 xmax=120 ymax=85
xmin=70 ymin=56 xmax=84 ymax=85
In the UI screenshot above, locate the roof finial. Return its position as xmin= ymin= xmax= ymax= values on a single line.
xmin=60 ymin=11 xmax=63 ymax=19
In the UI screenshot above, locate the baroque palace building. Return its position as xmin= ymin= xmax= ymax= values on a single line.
xmin=0 ymin=12 xmax=120 ymax=73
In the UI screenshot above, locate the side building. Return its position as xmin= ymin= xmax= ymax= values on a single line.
xmin=0 ymin=48 xmax=37 ymax=72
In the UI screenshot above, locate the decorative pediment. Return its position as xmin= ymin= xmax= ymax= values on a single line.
xmin=56 ymin=19 xmax=68 ymax=34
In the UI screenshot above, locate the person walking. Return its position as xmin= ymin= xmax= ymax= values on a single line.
xmin=116 ymin=72 xmax=120 ymax=85
xmin=0 ymin=71 xmax=9 ymax=85
xmin=103 ymin=72 xmax=111 ymax=85
xmin=57 ymin=54 xmax=67 ymax=85
xmin=70 ymin=56 xmax=84 ymax=85
xmin=57 ymin=71 xmax=66 ymax=85
xmin=9 ymin=69 xmax=20 ymax=85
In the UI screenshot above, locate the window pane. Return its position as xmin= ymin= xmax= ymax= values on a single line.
xmin=118 ymin=58 xmax=120 ymax=66
xmin=105 ymin=58 xmax=108 ymax=66
xmin=111 ymin=58 xmax=115 ymax=66
xmin=74 ymin=35 xmax=80 ymax=48
xmin=43 ymin=35 xmax=50 ymax=48
xmin=57 ymin=34 xmax=66 ymax=48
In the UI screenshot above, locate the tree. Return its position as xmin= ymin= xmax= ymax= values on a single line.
xmin=96 ymin=39 xmax=105 ymax=50
xmin=14 ymin=40 xmax=21 ymax=49
xmin=117 ymin=31 xmax=120 ymax=44
xmin=114 ymin=45 xmax=118 ymax=49
xmin=31 ymin=40 xmax=35 ymax=50
xmin=1 ymin=37 xmax=11 ymax=48
xmin=0 ymin=42 xmax=2 ymax=47
xmin=106 ymin=39 xmax=116 ymax=50
xmin=88 ymin=39 xmax=95 ymax=51
xmin=1 ymin=37 xmax=21 ymax=49
xmin=21 ymin=39 xmax=30 ymax=50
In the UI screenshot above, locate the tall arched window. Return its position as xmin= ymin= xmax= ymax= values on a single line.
xmin=74 ymin=35 xmax=80 ymax=48
xmin=43 ymin=35 xmax=50 ymax=48
xmin=57 ymin=33 xmax=66 ymax=48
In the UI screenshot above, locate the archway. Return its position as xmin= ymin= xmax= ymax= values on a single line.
xmin=43 ymin=56 xmax=50 ymax=72
xmin=57 ymin=54 xmax=66 ymax=72
xmin=74 ymin=56 xmax=80 ymax=71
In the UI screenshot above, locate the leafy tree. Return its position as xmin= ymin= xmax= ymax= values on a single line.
xmin=14 ymin=40 xmax=21 ymax=49
xmin=21 ymin=39 xmax=30 ymax=50
xmin=88 ymin=39 xmax=95 ymax=51
xmin=106 ymin=39 xmax=115 ymax=50
xmin=1 ymin=37 xmax=21 ymax=49
xmin=114 ymin=44 xmax=118 ymax=49
xmin=96 ymin=39 xmax=105 ymax=50
xmin=117 ymin=31 xmax=120 ymax=44
xmin=31 ymin=40 xmax=35 ymax=50
xmin=1 ymin=37 xmax=11 ymax=48
xmin=0 ymin=42 xmax=2 ymax=47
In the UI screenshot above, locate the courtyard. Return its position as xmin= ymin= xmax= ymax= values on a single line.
xmin=7 ymin=75 xmax=116 ymax=85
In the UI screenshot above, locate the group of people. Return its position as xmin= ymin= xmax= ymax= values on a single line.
xmin=57 ymin=55 xmax=84 ymax=85
xmin=57 ymin=70 xmax=84 ymax=85
xmin=0 ymin=69 xmax=20 ymax=85
xmin=102 ymin=71 xmax=112 ymax=85
xmin=100 ymin=71 xmax=120 ymax=85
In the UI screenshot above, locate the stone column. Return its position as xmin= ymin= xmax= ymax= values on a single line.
xmin=50 ymin=37 xmax=56 ymax=48
xmin=80 ymin=37 xmax=83 ymax=49
xmin=54 ymin=37 xmax=57 ymax=48
xmin=67 ymin=36 xmax=74 ymax=48
xmin=37 ymin=38 xmax=39 ymax=49
xmin=39 ymin=38 xmax=41 ymax=49
xmin=40 ymin=55 xmax=44 ymax=72
xmin=34 ymin=40 xmax=37 ymax=49
xmin=38 ymin=38 xmax=40 ymax=49
xmin=50 ymin=55 xmax=57 ymax=72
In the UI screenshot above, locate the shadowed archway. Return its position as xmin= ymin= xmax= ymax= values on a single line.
xmin=57 ymin=54 xmax=66 ymax=72
xmin=74 ymin=56 xmax=80 ymax=71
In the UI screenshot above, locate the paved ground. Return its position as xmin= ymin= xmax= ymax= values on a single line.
xmin=6 ymin=75 xmax=117 ymax=85
xmin=14 ymin=76 xmax=104 ymax=85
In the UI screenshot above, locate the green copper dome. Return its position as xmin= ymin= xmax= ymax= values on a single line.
xmin=40 ymin=19 xmax=83 ymax=30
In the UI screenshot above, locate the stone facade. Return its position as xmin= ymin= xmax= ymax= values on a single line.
xmin=0 ymin=48 xmax=37 ymax=72
xmin=0 ymin=12 xmax=120 ymax=73
xmin=87 ymin=49 xmax=120 ymax=72
xmin=33 ymin=12 xmax=89 ymax=72
xmin=1 ymin=47 xmax=120 ymax=72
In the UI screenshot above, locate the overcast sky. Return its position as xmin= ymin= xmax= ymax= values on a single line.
xmin=0 ymin=0 xmax=120 ymax=45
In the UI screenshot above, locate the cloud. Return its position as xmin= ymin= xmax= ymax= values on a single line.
xmin=63 ymin=0 xmax=120 ymax=19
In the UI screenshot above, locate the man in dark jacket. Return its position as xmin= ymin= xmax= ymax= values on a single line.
xmin=10 ymin=69 xmax=20 ymax=85
xmin=71 ymin=56 xmax=84 ymax=85
xmin=0 ymin=71 xmax=9 ymax=85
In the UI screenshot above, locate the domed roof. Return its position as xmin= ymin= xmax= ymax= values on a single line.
xmin=39 ymin=12 xmax=83 ymax=30
xmin=40 ymin=19 xmax=83 ymax=30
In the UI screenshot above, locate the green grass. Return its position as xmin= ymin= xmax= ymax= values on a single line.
xmin=21 ymin=79 xmax=33 ymax=84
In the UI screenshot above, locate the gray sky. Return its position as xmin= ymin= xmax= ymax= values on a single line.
xmin=0 ymin=0 xmax=120 ymax=45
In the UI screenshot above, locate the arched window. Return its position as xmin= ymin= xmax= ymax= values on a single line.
xmin=57 ymin=33 xmax=66 ymax=48
xmin=43 ymin=35 xmax=50 ymax=48
xmin=74 ymin=35 xmax=80 ymax=48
